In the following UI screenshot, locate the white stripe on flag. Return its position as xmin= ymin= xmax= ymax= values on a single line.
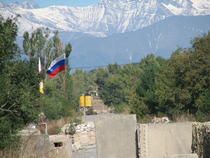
xmin=48 ymin=54 xmax=66 ymax=70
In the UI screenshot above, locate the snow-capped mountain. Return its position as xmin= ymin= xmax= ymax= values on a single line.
xmin=0 ymin=1 xmax=39 ymax=9
xmin=68 ymin=15 xmax=210 ymax=68
xmin=20 ymin=1 xmax=39 ymax=9
xmin=1 ymin=0 xmax=210 ymax=37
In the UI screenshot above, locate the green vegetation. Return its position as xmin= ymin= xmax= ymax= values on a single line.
xmin=0 ymin=16 xmax=209 ymax=149
xmin=72 ymin=32 xmax=210 ymax=122
xmin=0 ymin=17 xmax=78 ymax=149
xmin=0 ymin=17 xmax=40 ymax=148
xmin=22 ymin=27 xmax=77 ymax=121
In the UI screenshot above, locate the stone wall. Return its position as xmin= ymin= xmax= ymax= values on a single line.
xmin=62 ymin=122 xmax=96 ymax=151
xmin=73 ymin=131 xmax=95 ymax=150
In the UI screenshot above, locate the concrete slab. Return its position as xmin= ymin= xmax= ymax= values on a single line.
xmin=164 ymin=154 xmax=198 ymax=158
xmin=95 ymin=114 xmax=136 ymax=158
xmin=20 ymin=134 xmax=51 ymax=157
xmin=138 ymin=122 xmax=192 ymax=158
xmin=48 ymin=135 xmax=73 ymax=158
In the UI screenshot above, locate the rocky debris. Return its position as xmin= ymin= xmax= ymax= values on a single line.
xmin=61 ymin=122 xmax=96 ymax=151
xmin=151 ymin=116 xmax=170 ymax=123
xmin=75 ymin=122 xmax=95 ymax=133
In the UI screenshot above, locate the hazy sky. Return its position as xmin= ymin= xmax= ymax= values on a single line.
xmin=3 ymin=0 xmax=101 ymax=7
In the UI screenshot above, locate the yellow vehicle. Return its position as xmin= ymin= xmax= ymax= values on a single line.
xmin=80 ymin=95 xmax=92 ymax=107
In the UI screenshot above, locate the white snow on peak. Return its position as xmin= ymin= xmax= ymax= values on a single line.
xmin=162 ymin=0 xmax=210 ymax=15
xmin=21 ymin=1 xmax=39 ymax=9
xmin=0 ymin=0 xmax=210 ymax=37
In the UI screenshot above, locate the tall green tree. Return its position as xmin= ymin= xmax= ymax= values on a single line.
xmin=134 ymin=54 xmax=163 ymax=114
xmin=22 ymin=29 xmax=76 ymax=120
xmin=0 ymin=17 xmax=40 ymax=148
xmin=0 ymin=17 xmax=18 ymax=69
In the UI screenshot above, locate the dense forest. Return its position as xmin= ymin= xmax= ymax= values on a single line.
xmin=0 ymin=17 xmax=210 ymax=149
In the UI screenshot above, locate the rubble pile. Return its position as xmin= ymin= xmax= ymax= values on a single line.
xmin=61 ymin=122 xmax=96 ymax=151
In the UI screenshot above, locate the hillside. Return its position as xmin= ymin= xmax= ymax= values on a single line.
xmin=68 ymin=15 xmax=210 ymax=69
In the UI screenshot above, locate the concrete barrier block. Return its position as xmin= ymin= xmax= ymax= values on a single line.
xmin=49 ymin=135 xmax=73 ymax=158
xmin=95 ymin=114 xmax=136 ymax=158
xmin=138 ymin=122 xmax=192 ymax=158
xmin=21 ymin=134 xmax=51 ymax=157
xmin=164 ymin=154 xmax=198 ymax=158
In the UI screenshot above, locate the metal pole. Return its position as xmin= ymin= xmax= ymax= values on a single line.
xmin=83 ymin=107 xmax=86 ymax=123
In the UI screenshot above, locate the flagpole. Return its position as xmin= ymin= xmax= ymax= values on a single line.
xmin=64 ymin=53 xmax=67 ymax=99
xmin=38 ymin=57 xmax=48 ymax=134
xmin=39 ymin=57 xmax=44 ymax=94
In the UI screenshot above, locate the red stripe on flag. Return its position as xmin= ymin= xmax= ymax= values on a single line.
xmin=48 ymin=65 xmax=66 ymax=79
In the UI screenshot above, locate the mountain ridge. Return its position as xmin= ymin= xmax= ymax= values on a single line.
xmin=67 ymin=15 xmax=210 ymax=69
xmin=1 ymin=0 xmax=210 ymax=37
xmin=1 ymin=0 xmax=210 ymax=69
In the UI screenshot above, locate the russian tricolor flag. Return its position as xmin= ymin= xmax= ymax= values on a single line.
xmin=47 ymin=54 xmax=66 ymax=79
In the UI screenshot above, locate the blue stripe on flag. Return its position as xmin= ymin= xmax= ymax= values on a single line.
xmin=47 ymin=60 xmax=66 ymax=74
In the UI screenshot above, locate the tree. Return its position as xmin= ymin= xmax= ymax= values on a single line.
xmin=195 ymin=89 xmax=210 ymax=121
xmin=107 ymin=63 xmax=121 ymax=74
xmin=22 ymin=29 xmax=75 ymax=120
xmin=0 ymin=17 xmax=18 ymax=69
xmin=129 ymin=91 xmax=149 ymax=120
xmin=135 ymin=54 xmax=163 ymax=115
xmin=0 ymin=17 xmax=40 ymax=148
xmin=154 ymin=32 xmax=210 ymax=119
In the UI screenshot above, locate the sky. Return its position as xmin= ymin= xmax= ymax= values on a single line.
xmin=3 ymin=0 xmax=101 ymax=7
